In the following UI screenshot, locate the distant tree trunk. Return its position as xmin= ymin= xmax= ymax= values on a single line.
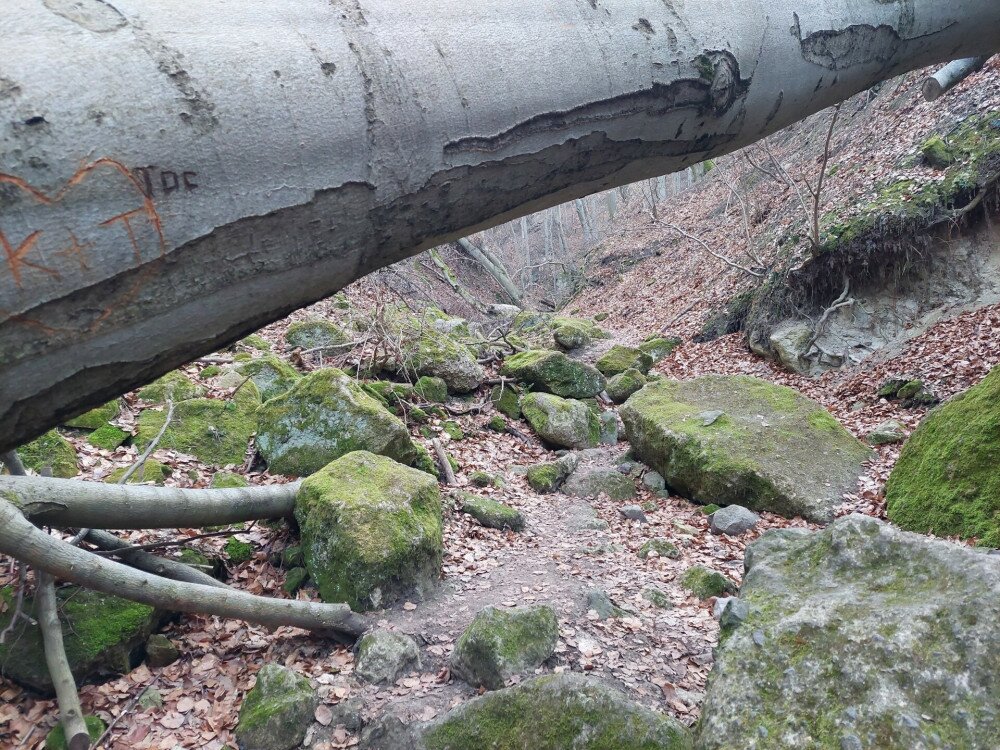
xmin=455 ymin=238 xmax=523 ymax=307
xmin=574 ymin=199 xmax=592 ymax=246
xmin=1 ymin=0 xmax=998 ymax=451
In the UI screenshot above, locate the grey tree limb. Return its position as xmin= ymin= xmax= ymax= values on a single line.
xmin=456 ymin=238 xmax=524 ymax=307
xmin=922 ymin=56 xmax=990 ymax=101
xmin=83 ymin=529 xmax=231 ymax=590
xmin=0 ymin=497 xmax=368 ymax=639
xmin=2 ymin=0 xmax=999 ymax=452
xmin=0 ymin=475 xmax=300 ymax=529
xmin=37 ymin=572 xmax=91 ymax=750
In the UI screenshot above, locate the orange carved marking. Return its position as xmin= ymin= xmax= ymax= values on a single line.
xmin=100 ymin=208 xmax=149 ymax=263
xmin=54 ymin=230 xmax=93 ymax=272
xmin=0 ymin=229 xmax=59 ymax=288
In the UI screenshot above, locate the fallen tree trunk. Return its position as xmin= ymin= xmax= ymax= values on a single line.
xmin=84 ymin=529 xmax=231 ymax=590
xmin=0 ymin=475 xmax=300 ymax=529
xmin=0 ymin=496 xmax=368 ymax=640
xmin=2 ymin=0 xmax=999 ymax=452
xmin=922 ymin=56 xmax=991 ymax=101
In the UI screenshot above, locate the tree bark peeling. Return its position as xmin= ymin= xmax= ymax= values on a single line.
xmin=1 ymin=0 xmax=999 ymax=452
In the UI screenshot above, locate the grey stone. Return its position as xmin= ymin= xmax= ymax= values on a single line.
xmin=144 ymin=634 xmax=179 ymax=668
xmin=638 ymin=537 xmax=680 ymax=559
xmin=564 ymin=468 xmax=636 ymax=501
xmin=235 ymin=664 xmax=317 ymax=750
xmin=619 ymin=504 xmax=647 ymax=522
xmin=709 ymin=504 xmax=760 ymax=536
xmin=137 ymin=687 xmax=163 ymax=710
xmin=355 ymin=630 xmax=421 ymax=685
xmin=696 ymin=514 xmax=1000 ymax=749
xmin=641 ymin=470 xmax=665 ymax=492
xmin=584 ymin=588 xmax=627 ymax=620
xmin=698 ymin=409 xmax=725 ymax=426
xmin=450 ymin=605 xmax=559 ymax=690
xmin=768 ymin=320 xmax=814 ymax=374
xmin=641 ymin=586 xmax=671 ymax=608
xmin=598 ymin=411 xmax=619 ymax=444
xmin=719 ymin=598 xmax=750 ymax=629
xmin=520 ymin=392 xmax=600 ymax=449
xmin=866 ymin=418 xmax=906 ymax=446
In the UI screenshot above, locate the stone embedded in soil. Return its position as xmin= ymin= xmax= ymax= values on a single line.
xmin=866 ymin=418 xmax=906 ymax=446
xmin=563 ymin=467 xmax=636 ymax=501
xmin=456 ymin=491 xmax=525 ymax=531
xmin=638 ymin=537 xmax=680 ymax=560
xmin=295 ymin=451 xmax=443 ymax=611
xmin=235 ymin=664 xmax=317 ymax=750
xmin=520 ymin=392 xmax=600 ymax=449
xmin=697 ymin=514 xmax=1000 ymax=749
xmin=619 ymin=504 xmax=648 ymax=522
xmin=449 ymin=605 xmax=559 ymax=690
xmin=621 ymin=375 xmax=871 ymax=523
xmin=501 ymin=349 xmax=606 ymax=399
xmin=144 ymin=634 xmax=179 ymax=668
xmin=595 ymin=344 xmax=653 ymax=376
xmin=709 ymin=504 xmax=760 ymax=536
xmin=355 ymin=630 xmax=421 ymax=685
xmin=681 ymin=565 xmax=736 ymax=600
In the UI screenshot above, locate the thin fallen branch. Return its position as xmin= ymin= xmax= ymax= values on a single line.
xmin=84 ymin=529 xmax=231 ymax=590
xmin=1 ymin=475 xmax=301 ymax=529
xmin=0 ymin=561 xmax=32 ymax=644
xmin=431 ymin=439 xmax=457 ymax=486
xmin=37 ymin=572 xmax=90 ymax=750
xmin=118 ymin=399 xmax=174 ymax=485
xmin=0 ymin=497 xmax=367 ymax=640
xmin=93 ymin=676 xmax=159 ymax=749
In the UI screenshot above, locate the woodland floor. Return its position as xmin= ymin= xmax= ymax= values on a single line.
xmin=3 ymin=292 xmax=999 ymax=750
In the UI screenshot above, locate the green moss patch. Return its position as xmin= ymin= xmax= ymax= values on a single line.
xmin=596 ymin=345 xmax=653 ymax=377
xmin=87 ymin=424 xmax=129 ymax=451
xmin=237 ymin=356 xmax=301 ymax=401
xmin=501 ymin=350 xmax=605 ymax=399
xmin=138 ymin=371 xmax=205 ymax=403
xmin=63 ymin=399 xmax=122 ymax=430
xmin=886 ymin=366 xmax=1000 ymax=546
xmin=45 ymin=715 xmax=106 ymax=750
xmin=106 ymin=459 xmax=171 ymax=485
xmin=16 ymin=430 xmax=78 ymax=478
xmin=681 ymin=566 xmax=736 ymax=599
xmin=285 ymin=319 xmax=349 ymax=350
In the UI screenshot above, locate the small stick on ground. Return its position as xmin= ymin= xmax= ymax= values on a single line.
xmin=431 ymin=439 xmax=457 ymax=485
xmin=93 ymin=675 xmax=159 ymax=749
xmin=37 ymin=571 xmax=91 ymax=750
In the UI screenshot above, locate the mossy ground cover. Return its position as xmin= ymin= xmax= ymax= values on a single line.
xmin=501 ymin=350 xmax=605 ymax=399
xmin=16 ymin=429 xmax=78 ymax=477
xmin=886 ymin=366 xmax=1000 ymax=546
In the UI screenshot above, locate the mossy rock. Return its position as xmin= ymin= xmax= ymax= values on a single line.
xmin=17 ymin=430 xmax=78 ymax=478
xmin=178 ymin=547 xmax=222 ymax=578
xmin=457 ymin=491 xmax=525 ymax=531
xmin=0 ymin=587 xmax=162 ymax=695
xmin=487 ymin=415 xmax=507 ymax=432
xmin=87 ymin=424 xmax=129 ymax=451
xmin=45 ymin=715 xmax=106 ymax=750
xmin=236 ymin=664 xmax=318 ymax=750
xmin=236 ymin=356 xmax=302 ymax=401
xmin=681 ymin=566 xmax=735 ymax=599
xmin=414 ymin=376 xmax=448 ymax=403
xmin=225 ymin=536 xmax=254 ymax=564
xmin=63 ymin=399 xmax=122 ymax=430
xmin=199 ymin=364 xmax=221 ymax=378
xmin=443 ymin=420 xmax=464 ymax=441
xmin=621 ymin=376 xmax=871 ymax=523
xmin=450 ymin=605 xmax=559 ymax=690
xmin=210 ymin=471 xmax=249 ymax=489
xmin=920 ymin=134 xmax=956 ymax=169
xmin=256 ymin=368 xmax=418 ymax=477
xmin=383 ymin=305 xmax=485 ymax=393
xmin=638 ymin=538 xmax=680 ymax=560
xmin=697 ymin=514 xmax=1000 ymax=749
xmin=525 ymin=460 xmax=572 ymax=493
xmin=563 ymin=468 xmax=636 ymax=501
xmin=295 ymin=451 xmax=443 ymax=611
xmin=282 ymin=567 xmax=309 ymax=594
xmin=595 ymin=345 xmax=653 ymax=377
xmin=606 ymin=369 xmax=647 ymax=404
xmin=105 ymin=459 xmax=171 ymax=484
xmin=521 ymin=392 xmax=600 ymax=450
xmin=469 ymin=471 xmax=499 ymax=488
xmin=417 ymin=673 xmax=691 ymax=749
xmin=240 ymin=333 xmax=272 ymax=351
xmin=285 ymin=319 xmax=350 ymax=350
xmin=501 ymin=350 xmax=606 ymax=399
xmin=138 ymin=371 xmax=205 ymax=403
xmin=642 ymin=586 xmax=672 ymax=609
xmin=509 ymin=311 xmax=609 ymax=351
xmin=355 ymin=630 xmax=421 ymax=685
xmin=490 ymin=383 xmax=522 ymax=419
xmin=639 ymin=336 xmax=681 ymax=362
xmin=886 ymin=366 xmax=1000 ymax=546
xmin=136 ymin=384 xmax=259 ymax=466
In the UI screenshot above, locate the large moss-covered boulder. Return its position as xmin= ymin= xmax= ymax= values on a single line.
xmin=384 ymin=306 xmax=484 ymax=393
xmin=236 ymin=664 xmax=318 ymax=750
xmin=501 ymin=350 xmax=605 ymax=399
xmin=136 ymin=384 xmax=260 ymax=466
xmin=138 ymin=371 xmax=205 ymax=402
xmin=285 ymin=318 xmax=350 ymax=350
xmin=450 ymin=605 xmax=559 ymax=690
xmin=0 ymin=587 xmax=161 ymax=695
xmin=63 ymin=399 xmax=122 ymax=430
xmin=886 ymin=366 xmax=1000 ymax=546
xmin=236 ymin=356 xmax=302 ymax=401
xmin=257 ymin=369 xmax=419 ymax=477
xmin=520 ymin=392 xmax=599 ymax=450
xmin=696 ymin=515 xmax=1000 ymax=749
xmin=509 ymin=311 xmax=609 ymax=351
xmin=16 ymin=429 xmax=78 ymax=477
xmin=295 ymin=451 xmax=443 ymax=611
xmin=416 ymin=673 xmax=691 ymax=749
xmin=639 ymin=336 xmax=681 ymax=362
xmin=621 ymin=376 xmax=870 ymax=522
xmin=595 ymin=344 xmax=653 ymax=376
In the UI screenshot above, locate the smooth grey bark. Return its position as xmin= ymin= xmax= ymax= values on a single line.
xmin=922 ymin=57 xmax=990 ymax=100
xmin=0 ymin=474 xmax=300 ymax=528
xmin=84 ymin=528 xmax=232 ymax=589
xmin=456 ymin=238 xmax=523 ymax=307
xmin=0 ymin=496 xmax=368 ymax=638
xmin=1 ymin=0 xmax=999 ymax=453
